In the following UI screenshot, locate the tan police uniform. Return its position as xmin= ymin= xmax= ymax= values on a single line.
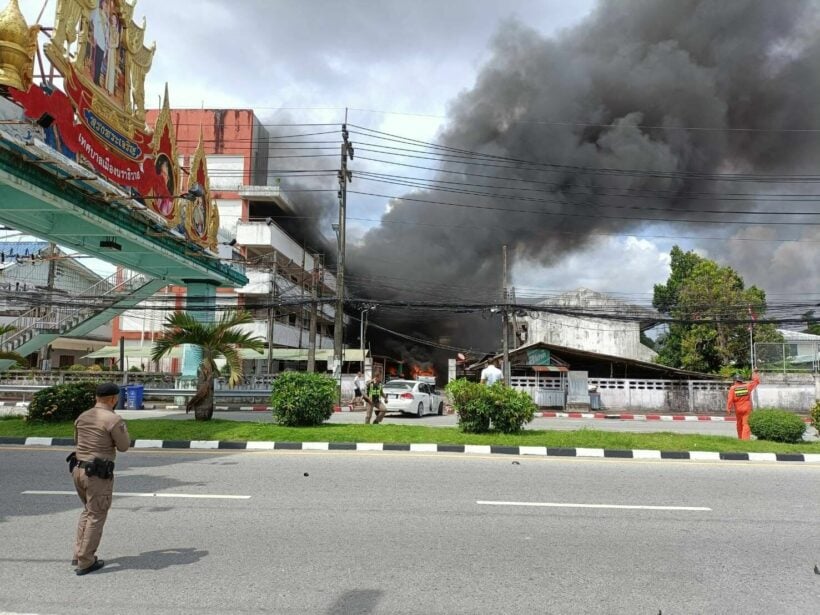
xmin=72 ymin=402 xmax=130 ymax=570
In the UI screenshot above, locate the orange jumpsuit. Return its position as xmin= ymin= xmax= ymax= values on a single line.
xmin=726 ymin=372 xmax=760 ymax=440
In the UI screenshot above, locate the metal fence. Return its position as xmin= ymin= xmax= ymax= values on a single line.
xmin=755 ymin=342 xmax=820 ymax=374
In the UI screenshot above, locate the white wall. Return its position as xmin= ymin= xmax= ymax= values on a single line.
xmin=216 ymin=199 xmax=242 ymax=236
xmin=526 ymin=313 xmax=657 ymax=362
xmin=206 ymin=155 xmax=244 ymax=191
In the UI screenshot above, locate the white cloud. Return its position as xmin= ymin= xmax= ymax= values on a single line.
xmin=512 ymin=235 xmax=672 ymax=297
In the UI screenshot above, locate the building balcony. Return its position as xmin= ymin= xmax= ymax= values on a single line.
xmin=235 ymin=220 xmax=336 ymax=294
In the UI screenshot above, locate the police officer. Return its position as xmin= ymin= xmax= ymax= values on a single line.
xmin=364 ymin=373 xmax=388 ymax=424
xmin=70 ymin=382 xmax=130 ymax=575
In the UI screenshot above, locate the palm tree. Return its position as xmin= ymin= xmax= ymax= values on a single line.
xmin=0 ymin=324 xmax=26 ymax=366
xmin=151 ymin=311 xmax=265 ymax=421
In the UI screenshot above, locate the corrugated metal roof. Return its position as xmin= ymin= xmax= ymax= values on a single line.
xmin=777 ymin=328 xmax=820 ymax=341
xmin=0 ymin=241 xmax=48 ymax=256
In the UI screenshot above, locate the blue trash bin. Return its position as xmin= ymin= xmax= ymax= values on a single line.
xmin=126 ymin=384 xmax=144 ymax=410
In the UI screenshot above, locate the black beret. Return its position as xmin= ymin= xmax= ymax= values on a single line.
xmin=96 ymin=382 xmax=120 ymax=397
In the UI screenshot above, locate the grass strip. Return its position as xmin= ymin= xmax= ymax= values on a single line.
xmin=0 ymin=417 xmax=818 ymax=454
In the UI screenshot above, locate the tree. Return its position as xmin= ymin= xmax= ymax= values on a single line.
xmin=151 ymin=311 xmax=265 ymax=421
xmin=653 ymin=247 xmax=781 ymax=373
xmin=801 ymin=310 xmax=820 ymax=336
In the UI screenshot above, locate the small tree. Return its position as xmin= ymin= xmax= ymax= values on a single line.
xmin=28 ymin=382 xmax=97 ymax=423
xmin=151 ymin=311 xmax=265 ymax=421
xmin=270 ymin=371 xmax=336 ymax=426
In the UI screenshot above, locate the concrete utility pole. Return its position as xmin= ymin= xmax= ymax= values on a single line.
xmin=307 ymin=254 xmax=319 ymax=373
xmin=333 ymin=116 xmax=353 ymax=380
xmin=502 ymin=244 xmax=510 ymax=385
xmin=266 ymin=251 xmax=278 ymax=375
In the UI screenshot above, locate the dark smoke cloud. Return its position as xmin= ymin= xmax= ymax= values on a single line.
xmin=339 ymin=0 xmax=820 ymax=363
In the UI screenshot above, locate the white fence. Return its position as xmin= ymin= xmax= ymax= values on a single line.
xmin=510 ymin=376 xmax=818 ymax=413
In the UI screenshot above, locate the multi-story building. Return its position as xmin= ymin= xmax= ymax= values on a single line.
xmin=111 ymin=109 xmax=337 ymax=374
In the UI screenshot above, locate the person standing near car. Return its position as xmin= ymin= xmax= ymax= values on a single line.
xmin=353 ymin=371 xmax=364 ymax=409
xmin=726 ymin=371 xmax=760 ymax=440
xmin=364 ymin=373 xmax=388 ymax=424
xmin=68 ymin=382 xmax=130 ymax=575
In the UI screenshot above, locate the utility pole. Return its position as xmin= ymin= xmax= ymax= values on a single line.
xmin=266 ymin=251 xmax=278 ymax=375
xmin=502 ymin=244 xmax=510 ymax=385
xmin=307 ymin=254 xmax=319 ymax=373
xmin=333 ymin=115 xmax=353 ymax=381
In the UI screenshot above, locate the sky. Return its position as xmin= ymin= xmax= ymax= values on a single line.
xmin=18 ymin=0 xmax=820 ymax=307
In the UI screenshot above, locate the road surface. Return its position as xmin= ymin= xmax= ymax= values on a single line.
xmin=1 ymin=446 xmax=818 ymax=614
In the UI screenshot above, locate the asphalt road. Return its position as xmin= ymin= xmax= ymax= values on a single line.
xmin=1 ymin=446 xmax=818 ymax=614
xmin=113 ymin=409 xmax=820 ymax=439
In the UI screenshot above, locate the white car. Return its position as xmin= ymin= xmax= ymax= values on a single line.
xmin=383 ymin=379 xmax=444 ymax=417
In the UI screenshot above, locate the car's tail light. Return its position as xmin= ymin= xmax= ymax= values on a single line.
xmin=400 ymin=393 xmax=414 ymax=400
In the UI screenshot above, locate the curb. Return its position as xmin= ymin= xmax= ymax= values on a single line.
xmin=1 ymin=436 xmax=818 ymax=463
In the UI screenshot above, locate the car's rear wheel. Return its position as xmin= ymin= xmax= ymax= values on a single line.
xmin=437 ymin=402 xmax=444 ymax=415
xmin=417 ymin=402 xmax=424 ymax=417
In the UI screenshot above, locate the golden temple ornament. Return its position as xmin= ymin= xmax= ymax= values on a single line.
xmin=0 ymin=0 xmax=39 ymax=91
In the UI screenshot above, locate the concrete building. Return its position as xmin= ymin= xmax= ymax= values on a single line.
xmin=110 ymin=109 xmax=338 ymax=374
xmin=519 ymin=288 xmax=658 ymax=363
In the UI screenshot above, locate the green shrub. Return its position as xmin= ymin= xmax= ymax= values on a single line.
xmin=486 ymin=384 xmax=537 ymax=433
xmin=810 ymin=400 xmax=820 ymax=434
xmin=66 ymin=364 xmax=87 ymax=372
xmin=270 ymin=371 xmax=336 ymax=427
xmin=27 ymin=381 xmax=98 ymax=423
xmin=87 ymin=364 xmax=103 ymax=372
xmin=128 ymin=366 xmax=143 ymax=372
xmin=447 ymin=379 xmax=491 ymax=433
xmin=749 ymin=409 xmax=807 ymax=443
xmin=446 ymin=379 xmax=536 ymax=434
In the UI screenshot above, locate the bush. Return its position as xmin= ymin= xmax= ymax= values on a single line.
xmin=446 ymin=379 xmax=536 ymax=434
xmin=749 ymin=409 xmax=807 ymax=443
xmin=810 ymin=400 xmax=820 ymax=434
xmin=446 ymin=379 xmax=491 ymax=433
xmin=270 ymin=371 xmax=336 ymax=427
xmin=128 ymin=366 xmax=143 ymax=372
xmin=28 ymin=381 xmax=98 ymax=423
xmin=87 ymin=364 xmax=103 ymax=372
xmin=66 ymin=364 xmax=87 ymax=372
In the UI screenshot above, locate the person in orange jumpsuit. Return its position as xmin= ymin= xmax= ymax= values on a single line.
xmin=726 ymin=371 xmax=760 ymax=440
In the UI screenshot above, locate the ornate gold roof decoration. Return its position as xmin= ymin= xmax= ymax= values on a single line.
xmin=0 ymin=0 xmax=40 ymax=91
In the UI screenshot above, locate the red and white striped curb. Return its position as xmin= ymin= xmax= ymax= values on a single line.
xmin=537 ymin=411 xmax=813 ymax=423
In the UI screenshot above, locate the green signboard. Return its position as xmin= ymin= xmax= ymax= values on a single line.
xmin=527 ymin=348 xmax=551 ymax=365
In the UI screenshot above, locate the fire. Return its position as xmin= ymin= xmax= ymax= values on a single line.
xmin=409 ymin=363 xmax=436 ymax=378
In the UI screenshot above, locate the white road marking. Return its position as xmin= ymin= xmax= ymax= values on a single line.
xmin=245 ymin=441 xmax=275 ymax=450
xmin=22 ymin=490 xmax=250 ymax=500
xmin=519 ymin=446 xmax=547 ymax=456
xmin=303 ymin=442 xmax=330 ymax=451
xmin=464 ymin=445 xmax=491 ymax=454
xmin=24 ymin=437 xmax=52 ymax=446
xmin=476 ymin=500 xmax=711 ymax=512
xmin=689 ymin=451 xmax=721 ymax=461
xmin=575 ymin=447 xmax=605 ymax=457
xmin=410 ymin=443 xmax=437 ymax=452
xmin=134 ymin=439 xmax=163 ymax=448
xmin=356 ymin=442 xmax=383 ymax=451
xmin=632 ymin=449 xmax=662 ymax=459
xmin=189 ymin=440 xmax=219 ymax=449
